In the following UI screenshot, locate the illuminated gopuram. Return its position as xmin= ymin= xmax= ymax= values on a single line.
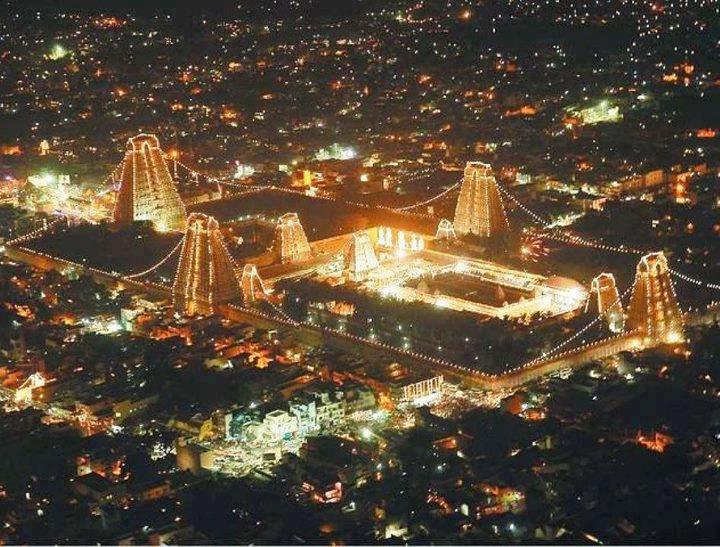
xmin=453 ymin=161 xmax=509 ymax=237
xmin=275 ymin=212 xmax=311 ymax=263
xmin=587 ymin=272 xmax=624 ymax=333
xmin=173 ymin=213 xmax=241 ymax=316
xmin=114 ymin=134 xmax=187 ymax=232
xmin=435 ymin=218 xmax=457 ymax=240
xmin=626 ymin=252 xmax=684 ymax=344
xmin=345 ymin=232 xmax=379 ymax=281
xmin=240 ymin=264 xmax=266 ymax=303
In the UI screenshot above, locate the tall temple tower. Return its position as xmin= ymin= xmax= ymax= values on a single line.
xmin=587 ymin=272 xmax=625 ymax=333
xmin=275 ymin=212 xmax=311 ymax=263
xmin=240 ymin=264 xmax=267 ymax=303
xmin=345 ymin=232 xmax=379 ymax=281
xmin=453 ymin=161 xmax=509 ymax=237
xmin=172 ymin=213 xmax=241 ymax=316
xmin=626 ymin=252 xmax=684 ymax=344
xmin=114 ymin=134 xmax=187 ymax=232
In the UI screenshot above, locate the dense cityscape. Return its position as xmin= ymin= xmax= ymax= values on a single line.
xmin=1 ymin=0 xmax=720 ymax=543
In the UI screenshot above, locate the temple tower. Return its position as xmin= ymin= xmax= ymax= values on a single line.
xmin=587 ymin=272 xmax=625 ymax=333
xmin=453 ymin=161 xmax=509 ymax=237
xmin=240 ymin=264 xmax=267 ymax=303
xmin=626 ymin=252 xmax=684 ymax=344
xmin=114 ymin=134 xmax=187 ymax=232
xmin=345 ymin=232 xmax=379 ymax=281
xmin=435 ymin=218 xmax=457 ymax=241
xmin=275 ymin=212 xmax=311 ymax=263
xmin=173 ymin=213 xmax=241 ymax=316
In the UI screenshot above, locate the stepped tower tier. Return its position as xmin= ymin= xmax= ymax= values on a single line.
xmin=172 ymin=213 xmax=241 ymax=316
xmin=626 ymin=252 xmax=684 ymax=344
xmin=114 ymin=134 xmax=187 ymax=232
xmin=275 ymin=212 xmax=311 ymax=264
xmin=453 ymin=161 xmax=509 ymax=237
xmin=345 ymin=232 xmax=379 ymax=281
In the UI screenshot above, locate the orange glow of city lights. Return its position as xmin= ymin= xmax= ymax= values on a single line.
xmin=696 ymin=128 xmax=716 ymax=138
xmin=0 ymin=145 xmax=22 ymax=156
xmin=220 ymin=108 xmax=238 ymax=121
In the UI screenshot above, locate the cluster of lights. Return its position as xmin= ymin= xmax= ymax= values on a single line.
xmin=496 ymin=180 xmax=720 ymax=306
xmin=5 ymin=215 xmax=66 ymax=246
xmin=523 ymin=281 xmax=636 ymax=367
xmin=7 ymin=239 xmax=682 ymax=392
xmin=9 ymin=144 xmax=715 ymax=390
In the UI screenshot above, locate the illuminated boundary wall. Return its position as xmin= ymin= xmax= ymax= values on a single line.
xmin=1 ymin=244 xmax=672 ymax=391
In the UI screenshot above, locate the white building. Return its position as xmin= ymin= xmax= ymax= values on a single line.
xmin=289 ymin=396 xmax=319 ymax=434
xmin=263 ymin=409 xmax=299 ymax=442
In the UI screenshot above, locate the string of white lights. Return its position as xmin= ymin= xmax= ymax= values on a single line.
xmin=170 ymin=158 xmax=221 ymax=183
xmin=6 ymin=215 xmax=66 ymax=246
xmin=516 ymin=279 xmax=636 ymax=370
xmin=543 ymin=231 xmax=646 ymax=255
xmin=496 ymin=182 xmax=549 ymax=226
xmin=266 ymin=300 xmax=299 ymax=326
xmin=170 ymin=157 xmax=271 ymax=193
xmin=99 ymin=161 xmax=120 ymax=187
xmin=497 ymin=181 xmax=720 ymax=295
xmin=668 ymin=267 xmax=720 ymax=291
xmin=391 ymin=181 xmax=460 ymax=212
xmin=124 ymin=236 xmax=185 ymax=279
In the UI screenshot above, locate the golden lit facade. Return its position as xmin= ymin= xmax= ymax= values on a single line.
xmin=173 ymin=213 xmax=241 ymax=316
xmin=626 ymin=252 xmax=684 ymax=344
xmin=275 ymin=212 xmax=311 ymax=263
xmin=345 ymin=232 xmax=379 ymax=281
xmin=587 ymin=272 xmax=624 ymax=332
xmin=114 ymin=134 xmax=187 ymax=232
xmin=453 ymin=162 xmax=509 ymax=237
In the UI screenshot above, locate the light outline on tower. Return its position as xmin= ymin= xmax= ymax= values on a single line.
xmin=275 ymin=212 xmax=311 ymax=264
xmin=626 ymin=252 xmax=684 ymax=344
xmin=172 ymin=213 xmax=241 ymax=316
xmin=114 ymin=134 xmax=187 ymax=232
xmin=345 ymin=231 xmax=379 ymax=281
xmin=586 ymin=272 xmax=625 ymax=333
xmin=453 ymin=161 xmax=509 ymax=237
